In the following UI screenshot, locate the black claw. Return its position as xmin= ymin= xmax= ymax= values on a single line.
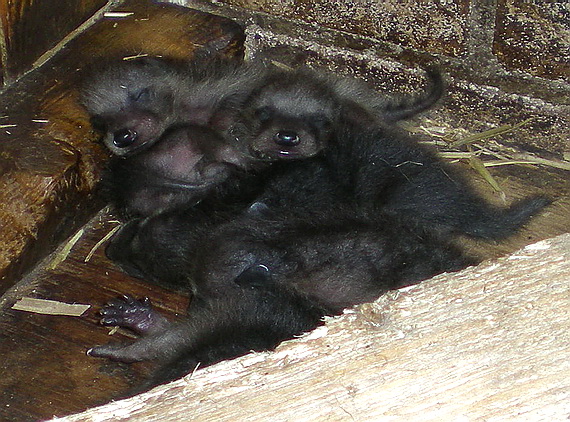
xmin=99 ymin=308 xmax=110 ymax=316
xmin=105 ymin=297 xmax=125 ymax=309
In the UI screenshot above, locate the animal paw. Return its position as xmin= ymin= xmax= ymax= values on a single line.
xmin=99 ymin=294 xmax=167 ymax=335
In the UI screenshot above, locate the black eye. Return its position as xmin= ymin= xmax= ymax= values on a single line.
xmin=255 ymin=106 xmax=273 ymax=123
xmin=113 ymin=129 xmax=138 ymax=148
xmin=273 ymin=131 xmax=300 ymax=146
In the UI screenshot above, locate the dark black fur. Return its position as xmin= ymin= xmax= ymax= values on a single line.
xmin=102 ymin=124 xmax=258 ymax=218
xmin=81 ymin=56 xmax=266 ymax=157
xmin=90 ymin=138 xmax=474 ymax=391
xmin=82 ymin=56 xmax=271 ymax=217
xmin=90 ymin=206 xmax=470 ymax=392
xmin=229 ymin=67 xmax=550 ymax=239
xmin=87 ymin=65 xmax=549 ymax=393
xmin=84 ymin=60 xmax=443 ymax=217
xmin=324 ymin=121 xmax=550 ymax=239
xmin=228 ymin=66 xmax=444 ymax=161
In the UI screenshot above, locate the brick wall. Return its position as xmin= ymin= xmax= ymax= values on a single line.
xmin=211 ymin=0 xmax=568 ymax=96
xmin=179 ymin=0 xmax=568 ymax=157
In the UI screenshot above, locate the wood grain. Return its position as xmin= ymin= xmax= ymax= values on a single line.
xmin=51 ymin=233 xmax=570 ymax=422
xmin=0 ymin=0 xmax=108 ymax=83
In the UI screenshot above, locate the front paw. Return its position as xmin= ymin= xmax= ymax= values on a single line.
xmin=99 ymin=294 xmax=165 ymax=335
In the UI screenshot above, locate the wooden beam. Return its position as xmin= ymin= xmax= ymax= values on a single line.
xmin=51 ymin=233 xmax=570 ymax=421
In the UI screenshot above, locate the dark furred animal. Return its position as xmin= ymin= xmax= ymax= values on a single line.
xmin=83 ymin=60 xmax=443 ymax=218
xmin=82 ymin=57 xmax=270 ymax=217
xmin=81 ymin=56 xmax=266 ymax=156
xmin=90 ymin=205 xmax=471 ymax=391
xmin=91 ymin=124 xmax=479 ymax=391
xmin=228 ymin=67 xmax=549 ymax=239
xmin=228 ymin=66 xmax=443 ymax=161
xmin=88 ymin=65 xmax=549 ymax=393
xmin=324 ymin=121 xmax=550 ymax=239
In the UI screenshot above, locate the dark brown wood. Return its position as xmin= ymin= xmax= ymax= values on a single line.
xmin=0 ymin=0 xmax=108 ymax=83
xmin=0 ymin=210 xmax=190 ymax=421
xmin=0 ymin=0 xmax=245 ymax=294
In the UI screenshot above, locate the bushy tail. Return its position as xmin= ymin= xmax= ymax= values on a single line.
xmin=467 ymin=196 xmax=551 ymax=239
xmin=382 ymin=67 xmax=445 ymax=122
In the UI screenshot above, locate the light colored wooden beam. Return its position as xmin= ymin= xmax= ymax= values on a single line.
xmin=52 ymin=233 xmax=570 ymax=422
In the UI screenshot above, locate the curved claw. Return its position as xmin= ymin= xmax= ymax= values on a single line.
xmin=99 ymin=316 xmax=122 ymax=326
xmin=121 ymin=294 xmax=136 ymax=304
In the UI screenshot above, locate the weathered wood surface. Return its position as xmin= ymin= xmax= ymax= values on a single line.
xmin=51 ymin=233 xmax=570 ymax=422
xmin=0 ymin=0 xmax=108 ymax=84
xmin=0 ymin=210 xmax=190 ymax=421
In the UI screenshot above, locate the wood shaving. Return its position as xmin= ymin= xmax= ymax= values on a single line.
xmin=12 ymin=297 xmax=90 ymax=317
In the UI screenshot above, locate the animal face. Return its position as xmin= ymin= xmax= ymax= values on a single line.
xmin=233 ymin=70 xmax=338 ymax=160
xmin=82 ymin=58 xmax=180 ymax=156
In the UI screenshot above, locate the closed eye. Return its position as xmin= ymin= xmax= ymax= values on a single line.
xmin=130 ymin=87 xmax=151 ymax=103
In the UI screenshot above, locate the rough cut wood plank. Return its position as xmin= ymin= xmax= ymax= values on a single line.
xmin=0 ymin=210 xmax=191 ymax=421
xmin=50 ymin=233 xmax=570 ymax=422
xmin=0 ymin=0 xmax=109 ymax=83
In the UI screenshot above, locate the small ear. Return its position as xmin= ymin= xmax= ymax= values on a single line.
xmin=247 ymin=201 xmax=270 ymax=216
xmin=308 ymin=114 xmax=332 ymax=134
xmin=254 ymin=106 xmax=274 ymax=123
